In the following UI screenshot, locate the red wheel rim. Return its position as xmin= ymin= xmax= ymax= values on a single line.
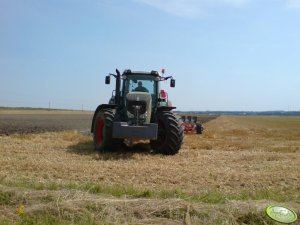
xmin=95 ymin=118 xmax=104 ymax=144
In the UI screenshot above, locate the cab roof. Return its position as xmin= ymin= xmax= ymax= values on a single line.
xmin=123 ymin=69 xmax=160 ymax=77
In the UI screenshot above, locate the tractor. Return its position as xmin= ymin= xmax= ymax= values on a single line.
xmin=91 ymin=69 xmax=184 ymax=155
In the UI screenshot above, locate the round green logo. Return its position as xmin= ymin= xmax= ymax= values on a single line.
xmin=266 ymin=205 xmax=298 ymax=224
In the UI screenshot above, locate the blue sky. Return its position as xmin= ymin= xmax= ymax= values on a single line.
xmin=1 ymin=0 xmax=300 ymax=111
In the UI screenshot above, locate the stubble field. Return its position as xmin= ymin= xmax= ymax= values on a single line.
xmin=0 ymin=110 xmax=299 ymax=224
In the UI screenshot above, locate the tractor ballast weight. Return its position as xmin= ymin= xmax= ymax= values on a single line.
xmin=91 ymin=69 xmax=184 ymax=155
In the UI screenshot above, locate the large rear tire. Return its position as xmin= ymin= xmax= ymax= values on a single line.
xmin=93 ymin=109 xmax=122 ymax=151
xmin=150 ymin=112 xmax=184 ymax=155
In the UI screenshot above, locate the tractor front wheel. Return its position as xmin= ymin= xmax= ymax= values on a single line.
xmin=93 ymin=109 xmax=121 ymax=151
xmin=151 ymin=112 xmax=184 ymax=155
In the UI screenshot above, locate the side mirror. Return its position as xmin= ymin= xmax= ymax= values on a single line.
xmin=170 ymin=79 xmax=176 ymax=88
xmin=105 ymin=76 xmax=110 ymax=84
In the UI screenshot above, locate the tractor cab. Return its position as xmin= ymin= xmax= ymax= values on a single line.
xmin=120 ymin=70 xmax=174 ymax=125
xmin=121 ymin=70 xmax=174 ymax=103
xmin=122 ymin=72 xmax=159 ymax=109
xmin=106 ymin=70 xmax=175 ymax=122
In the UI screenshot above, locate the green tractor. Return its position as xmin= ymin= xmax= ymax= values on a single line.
xmin=91 ymin=69 xmax=184 ymax=155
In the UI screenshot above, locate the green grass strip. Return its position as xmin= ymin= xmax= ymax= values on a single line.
xmin=1 ymin=179 xmax=299 ymax=204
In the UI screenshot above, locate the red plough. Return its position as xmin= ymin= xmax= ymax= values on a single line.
xmin=180 ymin=115 xmax=204 ymax=134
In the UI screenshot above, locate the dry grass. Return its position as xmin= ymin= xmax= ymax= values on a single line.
xmin=1 ymin=116 xmax=300 ymax=224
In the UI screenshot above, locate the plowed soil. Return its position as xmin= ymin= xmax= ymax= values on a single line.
xmin=0 ymin=110 xmax=93 ymax=135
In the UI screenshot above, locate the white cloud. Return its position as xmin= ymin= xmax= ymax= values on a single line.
xmin=134 ymin=0 xmax=250 ymax=18
xmin=286 ymin=0 xmax=300 ymax=9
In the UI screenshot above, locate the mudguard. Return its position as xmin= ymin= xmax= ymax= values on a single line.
xmin=156 ymin=106 xmax=176 ymax=112
xmin=91 ymin=104 xmax=117 ymax=133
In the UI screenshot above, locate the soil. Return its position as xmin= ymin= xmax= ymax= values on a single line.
xmin=0 ymin=112 xmax=93 ymax=136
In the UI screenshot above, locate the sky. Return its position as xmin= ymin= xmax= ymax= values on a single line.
xmin=0 ymin=0 xmax=300 ymax=111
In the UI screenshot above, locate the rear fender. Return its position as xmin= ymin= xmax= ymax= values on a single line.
xmin=152 ymin=106 xmax=176 ymax=123
xmin=156 ymin=106 xmax=176 ymax=112
xmin=91 ymin=104 xmax=117 ymax=133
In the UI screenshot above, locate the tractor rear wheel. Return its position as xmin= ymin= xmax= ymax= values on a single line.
xmin=151 ymin=111 xmax=184 ymax=155
xmin=93 ymin=109 xmax=122 ymax=151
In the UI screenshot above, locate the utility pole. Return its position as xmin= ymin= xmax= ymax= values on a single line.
xmin=82 ymin=104 xmax=83 ymax=112
xmin=48 ymin=101 xmax=51 ymax=110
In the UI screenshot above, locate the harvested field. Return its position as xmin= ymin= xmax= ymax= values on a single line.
xmin=0 ymin=110 xmax=300 ymax=224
